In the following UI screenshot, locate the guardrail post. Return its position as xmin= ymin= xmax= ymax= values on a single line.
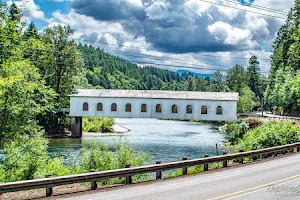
xmin=222 ymin=152 xmax=228 ymax=167
xmin=182 ymin=157 xmax=188 ymax=175
xmin=297 ymin=146 xmax=300 ymax=152
xmin=274 ymin=150 xmax=278 ymax=157
xmin=252 ymin=148 xmax=257 ymax=161
xmin=204 ymin=154 xmax=209 ymax=171
xmin=90 ymin=170 xmax=97 ymax=190
xmin=45 ymin=175 xmax=53 ymax=197
xmin=262 ymin=147 xmax=268 ymax=158
xmin=125 ymin=165 xmax=132 ymax=184
xmin=282 ymin=149 xmax=287 ymax=154
xmin=239 ymin=150 xmax=244 ymax=164
xmin=156 ymin=161 xmax=162 ymax=180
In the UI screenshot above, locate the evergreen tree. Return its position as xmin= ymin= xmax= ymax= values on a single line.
xmin=226 ymin=65 xmax=247 ymax=93
xmin=247 ymin=56 xmax=261 ymax=98
xmin=23 ymin=21 xmax=39 ymax=39
xmin=187 ymin=75 xmax=195 ymax=91
xmin=9 ymin=3 xmax=21 ymax=22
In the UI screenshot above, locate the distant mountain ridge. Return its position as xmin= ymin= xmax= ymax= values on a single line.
xmin=177 ymin=70 xmax=212 ymax=78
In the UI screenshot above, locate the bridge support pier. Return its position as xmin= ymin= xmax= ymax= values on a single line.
xmin=71 ymin=117 xmax=82 ymax=138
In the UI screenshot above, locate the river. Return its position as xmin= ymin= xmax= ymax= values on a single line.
xmin=48 ymin=118 xmax=228 ymax=164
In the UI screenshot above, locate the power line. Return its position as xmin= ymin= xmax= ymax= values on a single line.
xmin=197 ymin=0 xmax=286 ymax=19
xmin=0 ymin=44 xmax=239 ymax=70
xmin=103 ymin=49 xmax=236 ymax=68
xmin=223 ymin=0 xmax=288 ymax=15
xmin=1 ymin=33 xmax=274 ymax=62
xmin=0 ymin=52 xmax=228 ymax=72
xmin=0 ymin=48 xmax=270 ymax=74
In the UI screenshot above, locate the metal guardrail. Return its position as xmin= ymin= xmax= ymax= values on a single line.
xmin=1 ymin=142 xmax=300 ymax=197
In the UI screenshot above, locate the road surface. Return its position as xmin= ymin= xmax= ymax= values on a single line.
xmin=60 ymin=153 xmax=300 ymax=200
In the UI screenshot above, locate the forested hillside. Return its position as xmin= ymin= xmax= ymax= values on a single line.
xmin=78 ymin=44 xmax=189 ymax=90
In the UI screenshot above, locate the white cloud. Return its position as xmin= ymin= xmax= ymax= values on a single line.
xmin=145 ymin=0 xmax=170 ymax=20
xmin=208 ymin=21 xmax=257 ymax=48
xmin=126 ymin=0 xmax=143 ymax=7
xmin=184 ymin=0 xmax=212 ymax=16
xmin=242 ymin=14 xmax=270 ymax=40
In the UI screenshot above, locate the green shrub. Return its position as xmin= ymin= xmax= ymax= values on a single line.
xmin=0 ymin=132 xmax=48 ymax=182
xmin=0 ymin=134 xmax=150 ymax=184
xmin=231 ymin=120 xmax=300 ymax=152
xmin=72 ymin=140 xmax=150 ymax=172
xmin=82 ymin=117 xmax=114 ymax=133
xmin=35 ymin=157 xmax=70 ymax=178
xmin=0 ymin=133 xmax=71 ymax=182
xmin=223 ymin=118 xmax=263 ymax=144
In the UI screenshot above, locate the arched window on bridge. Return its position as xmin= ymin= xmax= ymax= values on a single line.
xmin=111 ymin=103 xmax=117 ymax=112
xmin=141 ymin=104 xmax=147 ymax=112
xmin=156 ymin=104 xmax=162 ymax=113
xmin=201 ymin=106 xmax=208 ymax=114
xmin=216 ymin=106 xmax=223 ymax=115
xmin=186 ymin=105 xmax=192 ymax=114
xmin=97 ymin=103 xmax=103 ymax=111
xmin=83 ymin=102 xmax=89 ymax=111
xmin=172 ymin=104 xmax=178 ymax=113
xmin=125 ymin=103 xmax=131 ymax=112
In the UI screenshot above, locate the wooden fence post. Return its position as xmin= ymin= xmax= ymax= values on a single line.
xmin=125 ymin=165 xmax=132 ymax=184
xmin=45 ymin=175 xmax=53 ymax=197
xmin=204 ymin=154 xmax=209 ymax=171
xmin=239 ymin=150 xmax=244 ymax=164
xmin=182 ymin=157 xmax=188 ymax=175
xmin=90 ymin=170 xmax=97 ymax=190
xmin=252 ymin=148 xmax=257 ymax=161
xmin=262 ymin=147 xmax=268 ymax=158
xmin=156 ymin=161 xmax=162 ymax=180
xmin=222 ymin=152 xmax=228 ymax=167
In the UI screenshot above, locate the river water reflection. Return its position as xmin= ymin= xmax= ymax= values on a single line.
xmin=48 ymin=119 xmax=228 ymax=164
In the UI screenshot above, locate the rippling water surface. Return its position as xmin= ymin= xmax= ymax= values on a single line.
xmin=48 ymin=118 xmax=228 ymax=164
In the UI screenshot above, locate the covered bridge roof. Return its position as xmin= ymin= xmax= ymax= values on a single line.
xmin=70 ymin=89 xmax=239 ymax=101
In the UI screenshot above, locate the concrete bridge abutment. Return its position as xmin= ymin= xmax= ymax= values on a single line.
xmin=71 ymin=117 xmax=82 ymax=138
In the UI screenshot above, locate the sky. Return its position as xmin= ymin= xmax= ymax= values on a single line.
xmin=4 ymin=0 xmax=295 ymax=75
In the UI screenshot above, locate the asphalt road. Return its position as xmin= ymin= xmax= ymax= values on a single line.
xmin=61 ymin=153 xmax=300 ymax=200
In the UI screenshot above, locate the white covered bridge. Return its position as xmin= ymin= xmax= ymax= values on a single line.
xmin=70 ymin=89 xmax=238 ymax=137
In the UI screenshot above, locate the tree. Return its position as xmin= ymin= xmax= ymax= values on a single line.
xmin=226 ymin=65 xmax=247 ymax=93
xmin=9 ymin=3 xmax=21 ymax=22
xmin=265 ymin=0 xmax=300 ymax=115
xmin=0 ymin=60 xmax=56 ymax=138
xmin=211 ymin=71 xmax=227 ymax=92
xmin=247 ymin=56 xmax=262 ymax=98
xmin=0 ymin=2 xmax=23 ymax=64
xmin=42 ymin=25 xmax=84 ymax=107
xmin=23 ymin=21 xmax=39 ymax=39
xmin=187 ymin=75 xmax=195 ymax=91
xmin=237 ymin=87 xmax=259 ymax=113
xmin=195 ymin=77 xmax=208 ymax=91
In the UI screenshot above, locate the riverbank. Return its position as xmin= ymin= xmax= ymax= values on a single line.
xmin=222 ymin=118 xmax=300 ymax=152
xmin=83 ymin=124 xmax=130 ymax=136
